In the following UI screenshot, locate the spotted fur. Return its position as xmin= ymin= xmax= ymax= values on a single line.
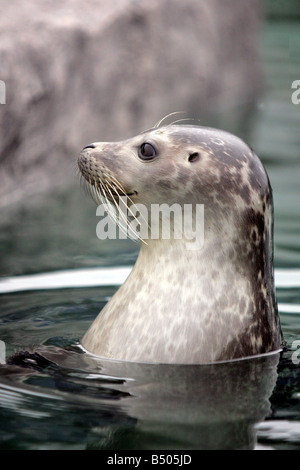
xmin=77 ymin=125 xmax=282 ymax=364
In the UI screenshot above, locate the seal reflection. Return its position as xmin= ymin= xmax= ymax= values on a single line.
xmin=9 ymin=345 xmax=279 ymax=450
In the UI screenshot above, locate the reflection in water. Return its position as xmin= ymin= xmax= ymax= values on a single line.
xmin=0 ymin=346 xmax=280 ymax=450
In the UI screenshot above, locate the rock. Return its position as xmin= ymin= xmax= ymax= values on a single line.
xmin=0 ymin=0 xmax=262 ymax=207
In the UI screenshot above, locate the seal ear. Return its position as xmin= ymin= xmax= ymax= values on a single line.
xmin=188 ymin=152 xmax=200 ymax=163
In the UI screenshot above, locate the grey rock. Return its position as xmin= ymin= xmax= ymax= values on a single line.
xmin=0 ymin=0 xmax=262 ymax=207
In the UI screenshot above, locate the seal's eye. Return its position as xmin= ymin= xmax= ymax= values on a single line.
xmin=138 ymin=143 xmax=156 ymax=161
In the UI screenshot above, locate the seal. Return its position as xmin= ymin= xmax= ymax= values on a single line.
xmin=77 ymin=124 xmax=282 ymax=364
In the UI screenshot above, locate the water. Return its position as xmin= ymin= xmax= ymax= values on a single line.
xmin=0 ymin=20 xmax=300 ymax=450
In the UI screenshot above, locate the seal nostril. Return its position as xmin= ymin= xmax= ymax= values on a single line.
xmin=188 ymin=152 xmax=200 ymax=163
xmin=83 ymin=144 xmax=95 ymax=150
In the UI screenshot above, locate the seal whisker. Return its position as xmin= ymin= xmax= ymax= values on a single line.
xmin=166 ymin=117 xmax=201 ymax=128
xmin=73 ymin=162 xmax=81 ymax=178
xmin=108 ymin=175 xmax=150 ymax=233
xmin=107 ymin=181 xmax=148 ymax=245
xmin=92 ymin=183 xmax=104 ymax=206
xmin=154 ymin=111 xmax=187 ymax=129
xmin=105 ymin=184 xmax=143 ymax=244
xmin=81 ymin=177 xmax=96 ymax=202
xmin=98 ymin=181 xmax=119 ymax=225
xmin=106 ymin=174 xmax=128 ymax=195
xmin=103 ymin=181 xmax=134 ymax=237
xmin=88 ymin=181 xmax=99 ymax=206
xmin=104 ymin=182 xmax=143 ymax=243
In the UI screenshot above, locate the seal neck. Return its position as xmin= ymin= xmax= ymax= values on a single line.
xmin=134 ymin=230 xmax=242 ymax=286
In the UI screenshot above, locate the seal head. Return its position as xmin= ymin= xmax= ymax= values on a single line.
xmin=78 ymin=125 xmax=282 ymax=364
